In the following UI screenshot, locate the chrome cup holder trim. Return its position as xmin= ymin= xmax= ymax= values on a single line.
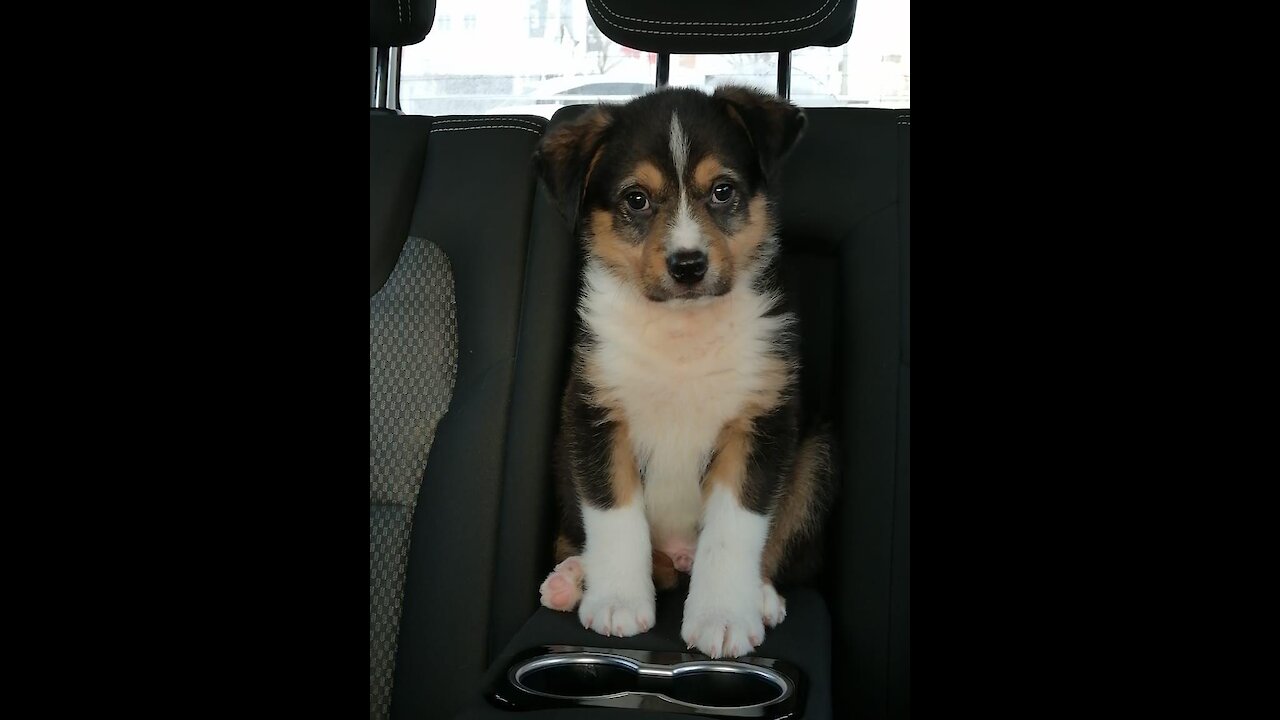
xmin=510 ymin=651 xmax=793 ymax=710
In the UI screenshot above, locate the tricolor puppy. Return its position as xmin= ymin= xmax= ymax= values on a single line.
xmin=535 ymin=86 xmax=832 ymax=658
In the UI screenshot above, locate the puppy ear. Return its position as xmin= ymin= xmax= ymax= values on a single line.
xmin=713 ymin=85 xmax=806 ymax=181
xmin=534 ymin=105 xmax=615 ymax=230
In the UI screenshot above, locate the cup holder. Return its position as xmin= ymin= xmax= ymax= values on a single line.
xmin=668 ymin=665 xmax=787 ymax=707
xmin=515 ymin=654 xmax=639 ymax=698
xmin=491 ymin=646 xmax=803 ymax=717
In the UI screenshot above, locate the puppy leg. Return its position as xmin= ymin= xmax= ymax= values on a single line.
xmin=576 ymin=419 xmax=655 ymax=637
xmin=578 ymin=505 xmax=654 ymax=636
xmin=681 ymin=421 xmax=772 ymax=658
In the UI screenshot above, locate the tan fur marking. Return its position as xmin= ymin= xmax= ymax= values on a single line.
xmin=727 ymin=195 xmax=771 ymax=273
xmin=630 ymin=161 xmax=666 ymax=196
xmin=640 ymin=217 xmax=672 ymax=294
xmin=588 ymin=210 xmax=644 ymax=280
xmin=701 ymin=419 xmax=753 ymax=502
xmin=692 ymin=157 xmax=727 ymax=194
xmin=761 ymin=435 xmax=830 ymax=580
xmin=609 ymin=420 xmax=641 ymax=506
xmin=703 ymin=227 xmax=734 ymax=289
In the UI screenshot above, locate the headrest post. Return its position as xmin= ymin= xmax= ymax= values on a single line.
xmin=373 ymin=46 xmax=390 ymax=109
xmin=387 ymin=46 xmax=402 ymax=110
xmin=656 ymin=53 xmax=670 ymax=88
xmin=777 ymin=50 xmax=792 ymax=99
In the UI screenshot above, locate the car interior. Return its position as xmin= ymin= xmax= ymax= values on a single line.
xmin=370 ymin=1 xmax=909 ymax=718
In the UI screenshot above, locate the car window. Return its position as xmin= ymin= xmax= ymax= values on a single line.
xmin=558 ymin=83 xmax=653 ymax=96
xmin=400 ymin=0 xmax=910 ymax=118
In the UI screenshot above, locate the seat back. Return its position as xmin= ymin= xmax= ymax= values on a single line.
xmin=371 ymin=112 xmax=575 ymax=720
xmin=778 ymin=107 xmax=911 ymax=720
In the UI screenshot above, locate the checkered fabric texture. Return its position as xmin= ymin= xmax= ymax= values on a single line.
xmin=370 ymin=237 xmax=458 ymax=720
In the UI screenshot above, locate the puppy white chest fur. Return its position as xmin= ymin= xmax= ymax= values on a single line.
xmin=580 ymin=262 xmax=787 ymax=545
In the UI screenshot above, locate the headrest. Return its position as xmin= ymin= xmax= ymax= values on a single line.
xmin=586 ymin=0 xmax=856 ymax=54
xmin=371 ymin=0 xmax=436 ymax=48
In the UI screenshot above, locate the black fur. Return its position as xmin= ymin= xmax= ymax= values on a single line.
xmin=559 ymin=373 xmax=620 ymax=511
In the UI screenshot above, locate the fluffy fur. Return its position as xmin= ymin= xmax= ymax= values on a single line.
xmin=535 ymin=86 xmax=833 ymax=658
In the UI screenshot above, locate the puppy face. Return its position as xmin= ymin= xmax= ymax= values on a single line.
xmin=536 ymin=87 xmax=805 ymax=302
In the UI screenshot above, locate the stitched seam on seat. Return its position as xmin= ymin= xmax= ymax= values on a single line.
xmin=429 ymin=125 xmax=542 ymax=135
xmin=434 ymin=116 xmax=546 ymax=124
xmin=595 ymin=0 xmax=834 ymax=27
xmin=433 ymin=117 xmax=546 ymax=130
xmin=588 ymin=0 xmax=841 ymax=37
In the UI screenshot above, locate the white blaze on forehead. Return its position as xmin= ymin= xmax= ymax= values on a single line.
xmin=669 ymin=112 xmax=689 ymax=181
xmin=667 ymin=111 xmax=703 ymax=252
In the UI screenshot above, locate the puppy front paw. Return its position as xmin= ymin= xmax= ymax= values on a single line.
xmin=681 ymin=586 xmax=766 ymax=658
xmin=578 ymin=586 xmax=656 ymax=637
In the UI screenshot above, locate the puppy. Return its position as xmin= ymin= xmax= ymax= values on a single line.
xmin=534 ymin=86 xmax=832 ymax=658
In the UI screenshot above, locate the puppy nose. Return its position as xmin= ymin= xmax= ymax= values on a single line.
xmin=666 ymin=251 xmax=708 ymax=284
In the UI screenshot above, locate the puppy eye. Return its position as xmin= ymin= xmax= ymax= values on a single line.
xmin=624 ymin=190 xmax=650 ymax=212
xmin=711 ymin=183 xmax=735 ymax=204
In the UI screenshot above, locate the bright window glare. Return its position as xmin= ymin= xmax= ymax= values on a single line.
xmin=400 ymin=0 xmax=909 ymax=118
